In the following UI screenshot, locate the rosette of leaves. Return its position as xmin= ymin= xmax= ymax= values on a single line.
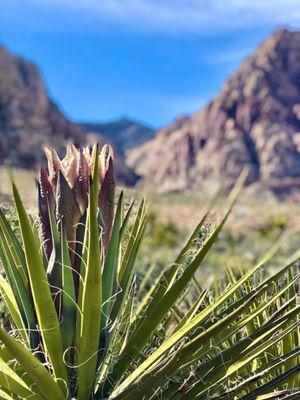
xmin=0 ymin=146 xmax=298 ymax=400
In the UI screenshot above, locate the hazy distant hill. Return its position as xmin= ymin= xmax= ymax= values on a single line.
xmin=127 ymin=29 xmax=300 ymax=195
xmin=81 ymin=118 xmax=155 ymax=156
xmin=0 ymin=45 xmax=137 ymax=185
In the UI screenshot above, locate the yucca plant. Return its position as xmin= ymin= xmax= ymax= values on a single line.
xmin=0 ymin=143 xmax=298 ymax=400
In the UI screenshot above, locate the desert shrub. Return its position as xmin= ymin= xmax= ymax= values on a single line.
xmin=144 ymin=210 xmax=180 ymax=249
xmin=257 ymin=214 xmax=288 ymax=239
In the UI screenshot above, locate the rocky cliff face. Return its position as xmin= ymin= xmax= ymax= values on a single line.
xmin=127 ymin=29 xmax=300 ymax=195
xmin=0 ymin=45 xmax=137 ymax=185
xmin=0 ymin=45 xmax=85 ymax=167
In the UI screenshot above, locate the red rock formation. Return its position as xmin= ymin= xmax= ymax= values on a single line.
xmin=0 ymin=45 xmax=137 ymax=185
xmin=0 ymin=45 xmax=84 ymax=167
xmin=127 ymin=29 xmax=300 ymax=195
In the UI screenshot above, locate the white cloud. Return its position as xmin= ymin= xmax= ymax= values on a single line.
xmin=3 ymin=0 xmax=300 ymax=34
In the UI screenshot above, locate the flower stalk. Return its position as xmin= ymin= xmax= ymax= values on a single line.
xmin=37 ymin=143 xmax=115 ymax=294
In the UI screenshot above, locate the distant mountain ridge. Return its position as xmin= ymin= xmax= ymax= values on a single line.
xmin=127 ymin=29 xmax=300 ymax=195
xmin=81 ymin=118 xmax=155 ymax=156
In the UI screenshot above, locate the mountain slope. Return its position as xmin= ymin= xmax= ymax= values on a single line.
xmin=0 ymin=45 xmax=137 ymax=185
xmin=0 ymin=45 xmax=85 ymax=167
xmin=81 ymin=118 xmax=155 ymax=156
xmin=127 ymin=29 xmax=300 ymax=194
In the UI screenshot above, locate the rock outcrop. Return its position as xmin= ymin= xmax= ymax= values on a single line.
xmin=0 ymin=45 xmax=137 ymax=185
xmin=0 ymin=45 xmax=85 ymax=167
xmin=127 ymin=29 xmax=300 ymax=195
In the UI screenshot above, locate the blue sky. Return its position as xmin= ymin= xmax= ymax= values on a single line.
xmin=1 ymin=1 xmax=300 ymax=127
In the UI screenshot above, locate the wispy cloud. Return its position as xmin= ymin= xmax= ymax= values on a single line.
xmin=2 ymin=0 xmax=300 ymax=34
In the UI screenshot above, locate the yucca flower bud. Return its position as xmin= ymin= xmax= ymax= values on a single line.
xmin=37 ymin=144 xmax=115 ymax=260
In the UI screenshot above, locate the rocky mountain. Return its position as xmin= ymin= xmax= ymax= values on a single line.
xmin=0 ymin=45 xmax=137 ymax=185
xmin=0 ymin=45 xmax=85 ymax=167
xmin=127 ymin=29 xmax=300 ymax=195
xmin=81 ymin=118 xmax=155 ymax=156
